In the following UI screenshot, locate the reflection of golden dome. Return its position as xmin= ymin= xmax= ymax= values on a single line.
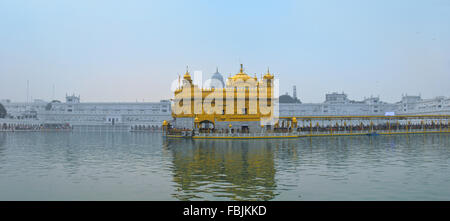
xmin=292 ymin=117 xmax=297 ymax=123
xmin=230 ymin=64 xmax=253 ymax=81
xmin=194 ymin=117 xmax=199 ymax=123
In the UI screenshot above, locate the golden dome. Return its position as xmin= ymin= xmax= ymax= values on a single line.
xmin=162 ymin=120 xmax=168 ymax=126
xmin=184 ymin=72 xmax=191 ymax=79
xmin=263 ymin=67 xmax=274 ymax=80
xmin=292 ymin=117 xmax=297 ymax=123
xmin=183 ymin=66 xmax=192 ymax=82
xmin=194 ymin=117 xmax=199 ymax=122
xmin=230 ymin=64 xmax=253 ymax=81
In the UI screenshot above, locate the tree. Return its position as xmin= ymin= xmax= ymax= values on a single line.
xmin=45 ymin=103 xmax=52 ymax=111
xmin=45 ymin=100 xmax=61 ymax=111
xmin=0 ymin=103 xmax=6 ymax=118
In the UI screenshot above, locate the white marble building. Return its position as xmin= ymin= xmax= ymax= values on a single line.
xmin=37 ymin=95 xmax=172 ymax=130
xmin=2 ymin=92 xmax=449 ymax=131
xmin=396 ymin=95 xmax=450 ymax=115
xmin=279 ymin=92 xmax=398 ymax=117
xmin=0 ymin=99 xmax=48 ymax=119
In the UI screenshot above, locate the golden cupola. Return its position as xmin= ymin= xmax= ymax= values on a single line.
xmin=263 ymin=67 xmax=274 ymax=80
xmin=183 ymin=66 xmax=192 ymax=83
xmin=229 ymin=64 xmax=253 ymax=81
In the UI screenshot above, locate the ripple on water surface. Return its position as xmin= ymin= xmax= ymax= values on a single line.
xmin=0 ymin=132 xmax=449 ymax=200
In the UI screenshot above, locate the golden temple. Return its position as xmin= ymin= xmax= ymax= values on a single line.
xmin=169 ymin=64 xmax=277 ymax=133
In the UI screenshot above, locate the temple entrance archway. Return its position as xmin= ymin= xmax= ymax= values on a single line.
xmin=199 ymin=120 xmax=214 ymax=129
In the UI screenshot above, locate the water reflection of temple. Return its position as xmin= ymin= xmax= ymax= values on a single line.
xmin=164 ymin=139 xmax=277 ymax=200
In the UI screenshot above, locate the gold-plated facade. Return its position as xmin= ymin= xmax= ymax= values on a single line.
xmin=172 ymin=64 xmax=275 ymax=127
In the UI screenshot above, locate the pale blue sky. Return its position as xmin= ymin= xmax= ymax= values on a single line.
xmin=1 ymin=0 xmax=449 ymax=103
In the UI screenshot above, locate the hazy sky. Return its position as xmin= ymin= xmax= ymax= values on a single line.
xmin=1 ymin=0 xmax=449 ymax=103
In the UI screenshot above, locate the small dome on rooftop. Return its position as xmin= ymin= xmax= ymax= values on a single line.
xmin=205 ymin=67 xmax=225 ymax=88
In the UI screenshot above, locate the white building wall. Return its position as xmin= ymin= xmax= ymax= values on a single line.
xmin=279 ymin=102 xmax=397 ymax=117
xmin=38 ymin=100 xmax=172 ymax=127
xmin=1 ymin=100 xmax=48 ymax=118
xmin=396 ymin=96 xmax=450 ymax=115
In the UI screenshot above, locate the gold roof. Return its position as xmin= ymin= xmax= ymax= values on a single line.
xmin=183 ymin=66 xmax=192 ymax=82
xmin=230 ymin=64 xmax=253 ymax=81
xmin=263 ymin=67 xmax=274 ymax=80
